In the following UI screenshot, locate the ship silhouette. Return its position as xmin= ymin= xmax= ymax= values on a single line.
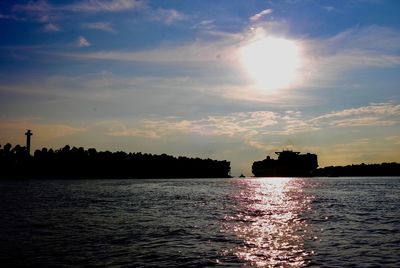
xmin=252 ymin=150 xmax=318 ymax=177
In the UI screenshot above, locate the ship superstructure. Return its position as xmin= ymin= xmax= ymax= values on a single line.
xmin=252 ymin=150 xmax=318 ymax=177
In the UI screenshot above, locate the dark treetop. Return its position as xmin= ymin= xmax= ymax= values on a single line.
xmin=313 ymin=163 xmax=400 ymax=177
xmin=0 ymin=143 xmax=231 ymax=179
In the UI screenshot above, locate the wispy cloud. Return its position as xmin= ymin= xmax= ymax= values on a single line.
xmin=193 ymin=20 xmax=215 ymax=30
xmin=0 ymin=72 xmax=199 ymax=102
xmin=10 ymin=0 xmax=143 ymax=33
xmin=101 ymin=102 xmax=399 ymax=146
xmin=82 ymin=22 xmax=115 ymax=32
xmin=13 ymin=0 xmax=52 ymax=13
xmin=250 ymin=9 xmax=273 ymax=22
xmin=0 ymin=13 xmax=27 ymax=21
xmin=95 ymin=121 xmax=159 ymax=138
xmin=287 ymin=102 xmax=400 ymax=134
xmin=12 ymin=0 xmax=184 ymax=24
xmin=44 ymin=22 xmax=60 ymax=32
xmin=95 ymin=111 xmax=280 ymax=152
xmin=329 ymin=117 xmax=397 ymax=127
xmin=149 ymin=8 xmax=186 ymax=24
xmin=280 ymin=110 xmax=321 ymax=134
xmin=77 ymin=36 xmax=91 ymax=47
xmin=10 ymin=1 xmax=62 ymax=33
xmin=104 ymin=111 xmax=278 ymax=138
xmin=322 ymin=6 xmax=335 ymax=12
xmin=14 ymin=0 xmax=143 ymax=13
xmin=285 ymin=25 xmax=400 ymax=89
xmin=54 ymin=39 xmax=239 ymax=63
xmin=10 ymin=0 xmax=184 ymax=32
xmin=312 ymin=102 xmax=400 ymax=121
xmin=386 ymin=136 xmax=400 ymax=145
xmin=65 ymin=0 xmax=143 ymax=13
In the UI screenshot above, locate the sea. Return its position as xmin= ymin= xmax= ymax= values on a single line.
xmin=0 ymin=177 xmax=399 ymax=267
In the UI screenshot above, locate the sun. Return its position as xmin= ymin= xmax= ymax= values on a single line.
xmin=240 ymin=36 xmax=302 ymax=91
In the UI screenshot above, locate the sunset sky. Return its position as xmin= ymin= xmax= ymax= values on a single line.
xmin=1 ymin=0 xmax=399 ymax=175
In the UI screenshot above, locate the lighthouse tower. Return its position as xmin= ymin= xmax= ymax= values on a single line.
xmin=25 ymin=130 xmax=33 ymax=155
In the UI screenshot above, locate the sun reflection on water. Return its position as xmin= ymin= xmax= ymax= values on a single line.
xmin=222 ymin=178 xmax=316 ymax=267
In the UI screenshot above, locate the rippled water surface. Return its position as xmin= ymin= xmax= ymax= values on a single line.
xmin=0 ymin=177 xmax=399 ymax=267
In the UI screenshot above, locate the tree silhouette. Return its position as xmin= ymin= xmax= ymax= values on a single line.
xmin=0 ymin=143 xmax=231 ymax=179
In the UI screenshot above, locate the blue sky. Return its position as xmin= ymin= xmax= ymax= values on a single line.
xmin=1 ymin=0 xmax=400 ymax=175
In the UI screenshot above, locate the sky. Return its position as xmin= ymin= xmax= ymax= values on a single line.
xmin=1 ymin=0 xmax=400 ymax=175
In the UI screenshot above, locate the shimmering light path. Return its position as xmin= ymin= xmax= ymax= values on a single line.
xmin=222 ymin=178 xmax=317 ymax=267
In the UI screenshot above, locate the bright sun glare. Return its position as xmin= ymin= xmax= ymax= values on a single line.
xmin=240 ymin=37 xmax=302 ymax=91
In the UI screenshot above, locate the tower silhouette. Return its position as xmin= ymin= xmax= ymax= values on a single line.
xmin=25 ymin=130 xmax=33 ymax=155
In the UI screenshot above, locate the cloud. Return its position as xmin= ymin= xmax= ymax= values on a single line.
xmin=77 ymin=36 xmax=91 ymax=47
xmin=13 ymin=0 xmax=52 ymax=13
xmin=65 ymin=0 xmax=143 ymax=13
xmin=281 ymin=117 xmax=321 ymax=135
xmin=193 ymin=20 xmax=215 ymax=30
xmin=150 ymin=8 xmax=186 ymax=24
xmin=312 ymin=102 xmax=400 ymax=121
xmin=11 ymin=0 xmax=186 ymax=28
xmin=95 ymin=111 xmax=283 ymax=152
xmin=330 ymin=117 xmax=397 ymax=127
xmin=313 ymin=49 xmax=400 ymax=73
xmin=284 ymin=102 xmax=400 ymax=134
xmin=10 ymin=0 xmax=144 ymax=32
xmin=10 ymin=1 xmax=63 ymax=33
xmin=281 ymin=25 xmax=400 ymax=89
xmin=322 ymin=6 xmax=335 ymax=12
xmin=386 ymin=136 xmax=400 ymax=145
xmin=242 ymin=135 xmax=275 ymax=151
xmin=0 ymin=13 xmax=26 ymax=21
xmin=55 ymin=39 xmax=239 ymax=63
xmin=82 ymin=22 xmax=115 ymax=32
xmin=104 ymin=111 xmax=278 ymax=138
xmin=44 ymin=23 xmax=60 ymax=32
xmin=95 ymin=121 xmax=159 ymax=138
xmin=113 ymin=102 xmax=399 ymax=141
xmin=250 ymin=9 xmax=273 ymax=22
xmin=12 ymin=0 xmax=185 ymax=25
xmin=14 ymin=0 xmax=143 ymax=13
xmin=0 ymin=72 xmax=188 ymax=99
xmin=311 ymin=25 xmax=400 ymax=57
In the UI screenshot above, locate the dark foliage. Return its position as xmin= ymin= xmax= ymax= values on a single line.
xmin=0 ymin=143 xmax=231 ymax=179
xmin=313 ymin=163 xmax=400 ymax=177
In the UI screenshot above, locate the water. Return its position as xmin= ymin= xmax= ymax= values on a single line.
xmin=0 ymin=177 xmax=399 ymax=267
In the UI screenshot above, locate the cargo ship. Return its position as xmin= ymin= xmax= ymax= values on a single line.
xmin=252 ymin=150 xmax=318 ymax=177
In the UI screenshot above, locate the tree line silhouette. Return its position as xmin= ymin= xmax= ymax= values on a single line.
xmin=1 ymin=142 xmax=399 ymax=179
xmin=313 ymin=162 xmax=400 ymax=177
xmin=0 ymin=143 xmax=231 ymax=179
